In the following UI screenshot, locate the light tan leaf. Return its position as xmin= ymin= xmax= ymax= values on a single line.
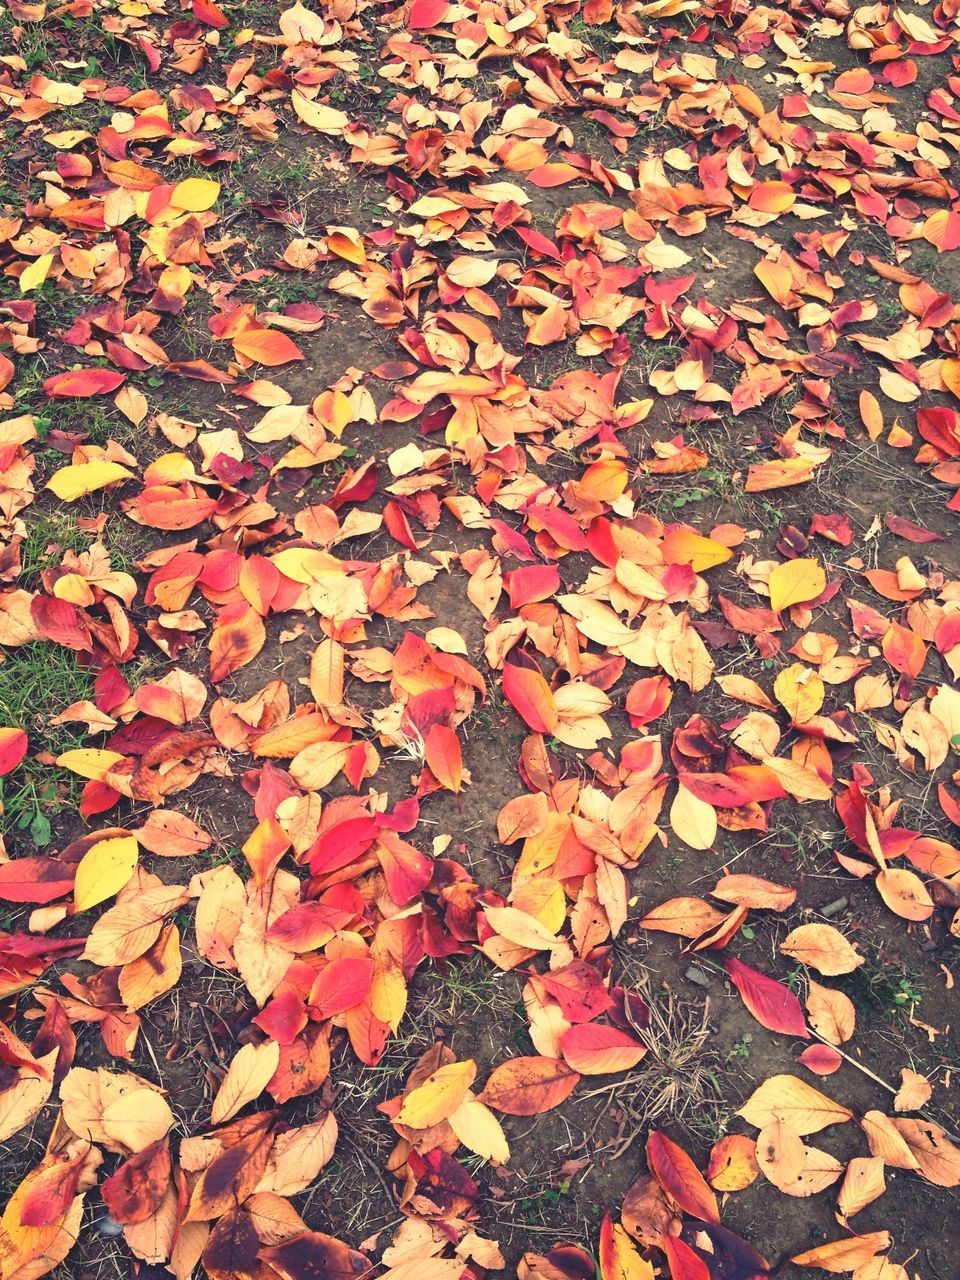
xmin=447 ymin=1095 xmax=510 ymax=1164
xmin=780 ymin=923 xmax=864 ymax=975
xmin=211 ymin=1040 xmax=281 ymax=1125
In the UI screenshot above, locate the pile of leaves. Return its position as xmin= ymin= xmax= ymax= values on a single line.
xmin=0 ymin=0 xmax=959 ymax=1276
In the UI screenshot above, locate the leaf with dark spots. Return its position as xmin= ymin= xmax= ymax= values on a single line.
xmin=187 ymin=1119 xmax=275 ymax=1222
xmin=258 ymin=1231 xmax=369 ymax=1280
xmin=203 ymin=1209 xmax=261 ymax=1280
xmin=101 ymin=1138 xmax=171 ymax=1225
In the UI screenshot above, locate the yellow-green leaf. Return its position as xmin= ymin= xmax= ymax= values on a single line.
xmin=46 ymin=461 xmax=133 ymax=503
xmin=74 ymin=836 xmax=139 ymax=912
xmin=768 ymin=559 xmax=826 ymax=613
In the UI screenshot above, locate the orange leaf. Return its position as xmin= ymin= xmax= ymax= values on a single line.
xmin=232 ymin=328 xmax=304 ymax=367
xmin=44 ymin=369 xmax=126 ymax=398
xmin=423 ymin=724 xmax=462 ymax=793
xmin=478 ymin=1056 xmax=579 ymax=1115
xmin=501 ymin=663 xmax=558 ymax=733
xmin=645 ymin=1131 xmax=719 ymax=1224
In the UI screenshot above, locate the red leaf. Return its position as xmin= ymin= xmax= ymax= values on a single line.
xmin=254 ymin=991 xmax=309 ymax=1046
xmin=101 ymin=1139 xmax=171 ymax=1225
xmin=0 ymin=727 xmax=27 ymax=776
xmin=0 ymin=858 xmax=75 ymax=904
xmin=724 ymin=957 xmax=809 ymax=1039
xmin=308 ymin=957 xmax=374 ymax=1020
xmin=677 ymin=771 xmax=753 ymax=809
xmin=30 ymin=597 xmax=93 ymax=651
xmin=502 ymin=662 xmax=558 ymax=733
xmin=376 ymin=831 xmax=433 ymax=904
xmin=884 ymin=515 xmax=944 ymax=543
xmin=625 ymin=676 xmax=673 ymax=728
xmin=407 ymin=0 xmax=450 ymax=27
xmin=43 ymin=369 xmax=126 ymax=398
xmin=540 ymin=962 xmax=614 ymax=1022
xmin=646 ymin=1131 xmax=720 ymax=1224
xmin=423 ymin=724 xmax=462 ymax=793
xmin=663 ymin=1235 xmax=711 ymax=1280
xmin=192 ymin=0 xmax=230 ymax=26
xmin=504 ymin=565 xmax=561 ymax=609
xmin=558 ymin=1023 xmax=646 ymax=1075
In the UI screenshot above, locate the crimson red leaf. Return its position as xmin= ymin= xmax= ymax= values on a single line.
xmin=724 ymin=957 xmax=810 ymax=1039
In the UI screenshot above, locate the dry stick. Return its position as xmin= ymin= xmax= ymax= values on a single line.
xmin=810 ymin=1029 xmax=960 ymax=1144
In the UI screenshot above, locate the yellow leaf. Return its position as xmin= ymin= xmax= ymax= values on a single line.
xmin=74 ymin=836 xmax=139 ymax=911
xmin=255 ymin=1114 xmax=338 ymax=1196
xmin=56 ymin=748 xmax=125 ymax=780
xmin=0 ymin=1050 xmax=57 ymax=1143
xmin=448 ymin=1095 xmax=510 ymax=1164
xmin=768 ymin=559 xmax=826 ymax=612
xmin=396 ymin=1060 xmax=477 ymax=1128
xmin=100 ymin=1086 xmax=174 ymax=1152
xmin=291 ymin=89 xmax=349 ymax=135
xmin=738 ymin=1074 xmax=853 ymax=1135
xmin=171 ymin=177 xmax=220 ymax=211
xmin=670 ymin=782 xmax=717 ymax=850
xmin=309 ymin=638 xmax=344 ymax=705
xmin=325 ymin=226 xmax=366 ymax=265
xmin=758 ymin=755 xmax=832 ymax=801
xmin=271 ymin=547 xmax=339 ymax=584
xmin=289 ymin=740 xmax=352 ymax=790
xmin=19 ymin=253 xmax=55 ymax=293
xmin=773 ymin=663 xmax=824 ymax=725
xmin=600 ymin=1218 xmax=655 ymax=1280
xmin=661 ymin=528 xmax=733 ymax=572
xmin=46 ymin=461 xmax=133 ymax=502
xmin=211 ymin=1040 xmax=281 ymax=1125
xmin=483 ymin=905 xmax=562 ymax=951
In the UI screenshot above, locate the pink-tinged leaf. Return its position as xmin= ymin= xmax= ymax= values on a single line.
xmin=0 ymin=728 xmax=27 ymax=776
xmin=44 ymin=369 xmax=126 ymax=398
xmin=796 ymin=1044 xmax=844 ymax=1075
xmin=0 ymin=858 xmax=75 ymax=904
xmin=502 ymin=662 xmax=558 ymax=733
xmin=308 ymin=957 xmax=374 ymax=1019
xmin=725 ymin=957 xmax=809 ymax=1039
xmin=407 ymin=0 xmax=449 ymax=28
xmin=558 ymin=1023 xmax=647 ymax=1075
xmin=376 ymin=832 xmax=433 ymax=905
xmin=884 ymin=515 xmax=944 ymax=543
